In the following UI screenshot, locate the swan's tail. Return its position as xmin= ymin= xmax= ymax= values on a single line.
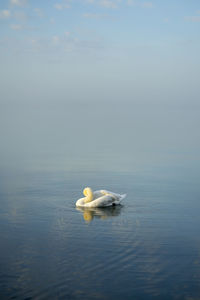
xmin=120 ymin=194 xmax=126 ymax=201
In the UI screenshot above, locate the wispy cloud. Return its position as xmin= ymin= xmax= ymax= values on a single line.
xmin=127 ymin=0 xmax=153 ymax=8
xmin=34 ymin=8 xmax=44 ymax=18
xmin=54 ymin=0 xmax=71 ymax=10
xmin=52 ymin=35 xmax=60 ymax=45
xmin=14 ymin=10 xmax=27 ymax=22
xmin=50 ymin=17 xmax=55 ymax=24
xmin=185 ymin=16 xmax=200 ymax=22
xmin=85 ymin=0 xmax=120 ymax=9
xmin=54 ymin=3 xmax=69 ymax=10
xmin=142 ymin=2 xmax=152 ymax=8
xmin=85 ymin=0 xmax=95 ymax=3
xmin=27 ymin=32 xmax=102 ymax=56
xmin=10 ymin=0 xmax=28 ymax=7
xmin=127 ymin=0 xmax=135 ymax=6
xmin=10 ymin=24 xmax=23 ymax=30
xmin=83 ymin=12 xmax=111 ymax=19
xmin=99 ymin=0 xmax=118 ymax=9
xmin=0 ymin=9 xmax=11 ymax=19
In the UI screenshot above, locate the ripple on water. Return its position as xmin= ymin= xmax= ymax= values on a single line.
xmin=1 ymin=171 xmax=200 ymax=300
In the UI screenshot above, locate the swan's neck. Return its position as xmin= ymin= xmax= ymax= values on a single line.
xmin=83 ymin=187 xmax=93 ymax=203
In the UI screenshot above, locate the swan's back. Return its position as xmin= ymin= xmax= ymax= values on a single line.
xmin=92 ymin=190 xmax=126 ymax=207
xmin=76 ymin=189 xmax=126 ymax=208
xmin=98 ymin=190 xmax=126 ymax=201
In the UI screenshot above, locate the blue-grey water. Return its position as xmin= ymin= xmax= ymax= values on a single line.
xmin=0 ymin=100 xmax=200 ymax=299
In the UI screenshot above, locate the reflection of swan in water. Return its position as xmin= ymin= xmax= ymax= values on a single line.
xmin=76 ymin=187 xmax=126 ymax=208
xmin=77 ymin=206 xmax=123 ymax=222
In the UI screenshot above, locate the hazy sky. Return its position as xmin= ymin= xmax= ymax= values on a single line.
xmin=0 ymin=0 xmax=200 ymax=172
xmin=0 ymin=0 xmax=200 ymax=103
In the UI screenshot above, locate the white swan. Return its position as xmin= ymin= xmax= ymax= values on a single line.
xmin=76 ymin=187 xmax=126 ymax=208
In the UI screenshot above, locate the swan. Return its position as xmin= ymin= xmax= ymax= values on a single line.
xmin=76 ymin=187 xmax=126 ymax=208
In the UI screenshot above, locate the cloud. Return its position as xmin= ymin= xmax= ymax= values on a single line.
xmin=52 ymin=35 xmax=60 ymax=45
xmin=10 ymin=0 xmax=27 ymax=7
xmin=127 ymin=0 xmax=153 ymax=8
xmin=127 ymin=0 xmax=135 ymax=6
xmin=85 ymin=0 xmax=120 ymax=9
xmin=1 ymin=31 xmax=103 ymax=62
xmin=54 ymin=0 xmax=71 ymax=10
xmin=14 ymin=10 xmax=27 ymax=22
xmin=54 ymin=3 xmax=68 ymax=10
xmin=142 ymin=2 xmax=152 ymax=8
xmin=10 ymin=24 xmax=23 ymax=30
xmin=83 ymin=12 xmax=111 ymax=19
xmin=34 ymin=8 xmax=44 ymax=18
xmin=99 ymin=0 xmax=118 ymax=9
xmin=85 ymin=0 xmax=95 ymax=3
xmin=185 ymin=16 xmax=200 ymax=22
xmin=0 ymin=9 xmax=11 ymax=19
xmin=50 ymin=17 xmax=55 ymax=24
xmin=25 ymin=33 xmax=102 ymax=58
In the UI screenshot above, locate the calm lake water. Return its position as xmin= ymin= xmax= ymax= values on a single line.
xmin=1 ymin=167 xmax=200 ymax=300
xmin=0 ymin=101 xmax=200 ymax=299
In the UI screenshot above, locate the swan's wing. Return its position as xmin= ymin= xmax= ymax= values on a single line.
xmin=93 ymin=190 xmax=105 ymax=200
xmin=87 ymin=195 xmax=116 ymax=208
xmin=99 ymin=190 xmax=126 ymax=201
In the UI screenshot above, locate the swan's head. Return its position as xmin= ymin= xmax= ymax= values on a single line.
xmin=83 ymin=187 xmax=93 ymax=203
xmin=83 ymin=187 xmax=92 ymax=196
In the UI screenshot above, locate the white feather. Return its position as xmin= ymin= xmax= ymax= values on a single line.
xmin=76 ymin=188 xmax=126 ymax=208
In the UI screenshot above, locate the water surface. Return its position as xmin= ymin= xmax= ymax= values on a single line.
xmin=1 ymin=168 xmax=200 ymax=299
xmin=0 ymin=100 xmax=200 ymax=299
